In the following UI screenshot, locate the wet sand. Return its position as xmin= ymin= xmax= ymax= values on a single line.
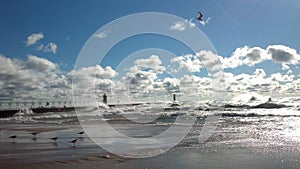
xmin=1 ymin=121 xmax=300 ymax=169
xmin=1 ymin=144 xmax=299 ymax=169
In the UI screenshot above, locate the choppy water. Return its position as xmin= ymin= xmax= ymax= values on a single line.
xmin=1 ymin=96 xmax=300 ymax=163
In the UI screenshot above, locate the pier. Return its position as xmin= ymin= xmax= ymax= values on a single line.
xmin=0 ymin=100 xmax=79 ymax=118
xmin=0 ymin=99 xmax=149 ymax=118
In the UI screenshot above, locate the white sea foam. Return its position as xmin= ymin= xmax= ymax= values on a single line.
xmin=1 ymin=95 xmax=300 ymax=124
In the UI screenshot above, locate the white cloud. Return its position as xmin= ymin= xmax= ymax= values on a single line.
xmin=26 ymin=33 xmax=44 ymax=46
xmin=116 ymin=55 xmax=169 ymax=98
xmin=220 ymin=46 xmax=269 ymax=68
xmin=162 ymin=77 xmax=180 ymax=93
xmin=0 ymin=54 xmax=66 ymax=100
xmin=195 ymin=50 xmax=222 ymax=71
xmin=267 ymin=45 xmax=300 ymax=64
xmin=36 ymin=42 xmax=58 ymax=54
xmin=179 ymin=75 xmax=206 ymax=95
xmin=282 ymin=64 xmax=290 ymax=70
xmin=68 ymin=65 xmax=117 ymax=98
xmin=27 ymin=54 xmax=57 ymax=72
xmin=169 ymin=19 xmax=195 ymax=32
xmin=199 ymin=17 xmax=211 ymax=26
xmin=94 ymin=30 xmax=110 ymax=39
xmin=122 ymin=68 xmax=159 ymax=95
xmin=171 ymin=51 xmax=222 ymax=72
xmin=1 ymin=44 xmax=300 ymax=101
xmin=223 ymin=69 xmax=297 ymax=96
xmin=134 ymin=55 xmax=166 ymax=74
xmin=68 ymin=65 xmax=117 ymax=79
xmin=220 ymin=45 xmax=299 ymax=69
xmin=26 ymin=33 xmax=58 ymax=54
xmin=270 ymin=73 xmax=294 ymax=83
xmin=287 ymin=70 xmax=293 ymax=74
xmin=171 ymin=54 xmax=202 ymax=72
xmin=45 ymin=42 xmax=58 ymax=54
xmin=0 ymin=54 xmax=120 ymax=100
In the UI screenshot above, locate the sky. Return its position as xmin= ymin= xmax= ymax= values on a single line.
xmin=1 ymin=0 xmax=300 ymax=103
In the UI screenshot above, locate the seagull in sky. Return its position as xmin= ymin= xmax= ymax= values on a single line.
xmin=197 ymin=11 xmax=203 ymax=21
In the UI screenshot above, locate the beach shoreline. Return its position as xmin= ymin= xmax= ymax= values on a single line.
xmin=1 ymin=120 xmax=300 ymax=169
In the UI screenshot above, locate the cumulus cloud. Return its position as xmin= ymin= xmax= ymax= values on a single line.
xmin=220 ymin=45 xmax=299 ymax=69
xmin=68 ymin=65 xmax=117 ymax=79
xmin=212 ymin=69 xmax=298 ymax=96
xmin=195 ymin=50 xmax=222 ymax=71
xmin=171 ymin=54 xmax=202 ymax=72
xmin=220 ymin=46 xmax=269 ymax=68
xmin=1 ymin=44 xmax=300 ymax=101
xmin=115 ymin=55 xmax=169 ymax=99
xmin=0 ymin=54 xmax=120 ymax=100
xmin=287 ymin=70 xmax=293 ymax=74
xmin=179 ymin=75 xmax=209 ymax=96
xmin=26 ymin=33 xmax=44 ymax=46
xmin=169 ymin=19 xmax=195 ymax=31
xmin=122 ymin=69 xmax=158 ymax=95
xmin=134 ymin=55 xmax=166 ymax=74
xmin=69 ymin=65 xmax=117 ymax=99
xmin=267 ymin=45 xmax=299 ymax=64
xmin=162 ymin=77 xmax=180 ymax=93
xmin=171 ymin=51 xmax=222 ymax=72
xmin=27 ymin=54 xmax=57 ymax=72
xmin=0 ymin=54 xmax=65 ymax=100
xmin=282 ymin=64 xmax=290 ymax=71
xmin=270 ymin=73 xmax=294 ymax=83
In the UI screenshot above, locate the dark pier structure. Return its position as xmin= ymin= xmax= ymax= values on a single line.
xmin=0 ymin=100 xmax=79 ymax=118
xmin=0 ymin=109 xmax=19 ymax=118
xmin=0 ymin=95 xmax=150 ymax=118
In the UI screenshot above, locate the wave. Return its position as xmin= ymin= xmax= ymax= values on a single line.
xmin=1 ymin=95 xmax=300 ymax=124
xmin=217 ymin=109 xmax=300 ymax=118
xmin=222 ymin=102 xmax=289 ymax=110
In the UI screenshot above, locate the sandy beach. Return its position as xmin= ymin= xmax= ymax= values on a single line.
xmin=1 ymin=113 xmax=300 ymax=169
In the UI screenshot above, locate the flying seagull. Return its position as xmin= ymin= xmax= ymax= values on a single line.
xmin=197 ymin=12 xmax=203 ymax=21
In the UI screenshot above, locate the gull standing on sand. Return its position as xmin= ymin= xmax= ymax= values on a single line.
xmin=30 ymin=132 xmax=37 ymax=140
xmin=10 ymin=135 xmax=17 ymax=142
xmin=50 ymin=137 xmax=58 ymax=143
xmin=70 ymin=138 xmax=77 ymax=147
xmin=77 ymin=131 xmax=84 ymax=135
xmin=77 ymin=131 xmax=85 ymax=138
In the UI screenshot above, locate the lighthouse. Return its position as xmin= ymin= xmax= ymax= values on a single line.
xmin=103 ymin=93 xmax=107 ymax=104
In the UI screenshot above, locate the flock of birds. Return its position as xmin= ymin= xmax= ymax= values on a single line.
xmin=1 ymin=129 xmax=85 ymax=147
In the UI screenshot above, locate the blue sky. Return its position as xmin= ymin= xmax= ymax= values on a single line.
xmin=1 ymin=0 xmax=299 ymax=70
xmin=1 ymin=0 xmax=300 ymax=101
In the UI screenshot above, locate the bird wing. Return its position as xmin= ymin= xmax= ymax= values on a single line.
xmin=197 ymin=12 xmax=203 ymax=21
xmin=198 ymin=12 xmax=203 ymax=17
